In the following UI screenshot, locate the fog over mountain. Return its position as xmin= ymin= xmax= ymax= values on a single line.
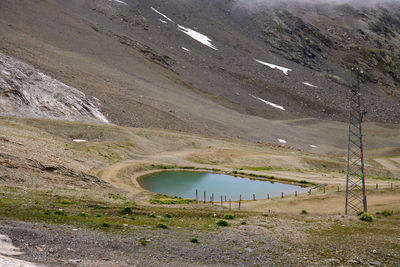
xmin=233 ymin=0 xmax=400 ymax=7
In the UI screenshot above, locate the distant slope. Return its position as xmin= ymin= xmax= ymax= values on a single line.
xmin=0 ymin=0 xmax=399 ymax=149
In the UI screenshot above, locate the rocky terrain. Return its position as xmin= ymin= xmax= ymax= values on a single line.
xmin=0 ymin=0 xmax=400 ymax=137
xmin=0 ymin=0 xmax=399 ymax=266
xmin=0 ymin=53 xmax=108 ymax=123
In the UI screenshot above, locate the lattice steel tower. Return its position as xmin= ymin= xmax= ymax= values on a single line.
xmin=345 ymin=70 xmax=367 ymax=215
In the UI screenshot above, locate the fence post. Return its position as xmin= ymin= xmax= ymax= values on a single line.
xmin=281 ymin=192 xmax=283 ymax=198
xmin=221 ymin=195 xmax=223 ymax=206
xmin=376 ymin=184 xmax=378 ymax=190
xmin=267 ymin=193 xmax=269 ymax=200
xmin=253 ymin=194 xmax=255 ymax=201
xmin=229 ymin=199 xmax=231 ymax=211
xmin=196 ymin=189 xmax=198 ymax=203
xmin=238 ymin=199 xmax=241 ymax=210
xmin=204 ymin=191 xmax=206 ymax=204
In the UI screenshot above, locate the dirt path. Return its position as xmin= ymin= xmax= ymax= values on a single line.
xmin=100 ymin=148 xmax=400 ymax=201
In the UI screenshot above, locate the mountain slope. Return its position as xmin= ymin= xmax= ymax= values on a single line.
xmin=0 ymin=0 xmax=399 ymax=151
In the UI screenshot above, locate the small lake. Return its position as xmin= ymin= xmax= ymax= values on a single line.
xmin=139 ymin=172 xmax=309 ymax=201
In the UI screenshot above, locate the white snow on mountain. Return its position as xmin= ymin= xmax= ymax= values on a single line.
xmin=255 ymin=59 xmax=292 ymax=75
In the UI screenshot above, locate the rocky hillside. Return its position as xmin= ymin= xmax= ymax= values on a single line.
xmin=0 ymin=0 xmax=399 ymax=143
xmin=0 ymin=53 xmax=108 ymax=123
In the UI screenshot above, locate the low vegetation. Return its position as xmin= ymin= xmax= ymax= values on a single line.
xmin=223 ymin=214 xmax=234 ymax=220
xmin=216 ymin=220 xmax=229 ymax=226
xmin=376 ymin=210 xmax=393 ymax=217
xmin=359 ymin=212 xmax=373 ymax=222
xmin=156 ymin=223 xmax=168 ymax=229
xmin=190 ymin=238 xmax=199 ymax=243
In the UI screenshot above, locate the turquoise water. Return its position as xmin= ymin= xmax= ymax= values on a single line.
xmin=139 ymin=172 xmax=309 ymax=201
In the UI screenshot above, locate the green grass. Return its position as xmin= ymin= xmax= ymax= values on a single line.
xmin=0 ymin=185 xmax=253 ymax=234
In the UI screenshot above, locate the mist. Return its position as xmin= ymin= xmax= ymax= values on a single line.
xmin=232 ymin=0 xmax=399 ymax=9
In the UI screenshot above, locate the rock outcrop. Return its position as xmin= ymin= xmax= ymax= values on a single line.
xmin=0 ymin=53 xmax=108 ymax=123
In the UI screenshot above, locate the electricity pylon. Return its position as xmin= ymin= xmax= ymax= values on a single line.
xmin=345 ymin=69 xmax=367 ymax=215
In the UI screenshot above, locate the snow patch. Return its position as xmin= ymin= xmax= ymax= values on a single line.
xmin=159 ymin=19 xmax=167 ymax=24
xmin=278 ymin=139 xmax=287 ymax=144
xmin=303 ymin=82 xmax=318 ymax=88
xmin=177 ymin=25 xmax=218 ymax=50
xmin=151 ymin=7 xmax=174 ymax=23
xmin=255 ymin=59 xmax=292 ymax=75
xmin=73 ymin=139 xmax=87 ymax=143
xmin=250 ymin=94 xmax=285 ymax=111
xmin=0 ymin=234 xmax=40 ymax=266
xmin=181 ymin=47 xmax=190 ymax=52
xmin=109 ymin=0 xmax=128 ymax=6
xmin=310 ymin=145 xmax=317 ymax=148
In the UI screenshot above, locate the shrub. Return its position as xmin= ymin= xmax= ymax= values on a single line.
xmin=190 ymin=238 xmax=199 ymax=243
xmin=54 ymin=210 xmax=67 ymax=216
xmin=262 ymin=214 xmax=268 ymax=217
xmin=223 ymin=214 xmax=234 ymax=220
xmin=120 ymin=207 xmax=132 ymax=215
xmin=241 ymin=221 xmax=247 ymax=225
xmin=357 ymin=211 xmax=364 ymax=216
xmin=216 ymin=220 xmax=229 ymax=226
xmin=96 ymin=214 xmax=102 ymax=217
xmin=149 ymin=214 xmax=156 ymax=218
xmin=130 ymin=216 xmax=136 ymax=220
xmin=301 ymin=210 xmax=308 ymax=215
xmin=101 ymin=222 xmax=110 ymax=227
xmin=376 ymin=210 xmax=392 ymax=217
xmin=164 ymin=213 xmax=172 ymax=218
xmin=77 ymin=212 xmax=89 ymax=217
xmin=44 ymin=210 xmax=50 ymax=215
xmin=156 ymin=223 xmax=168 ymax=229
xmin=359 ymin=212 xmax=373 ymax=222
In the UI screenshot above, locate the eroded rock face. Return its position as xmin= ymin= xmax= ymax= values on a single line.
xmin=0 ymin=53 xmax=108 ymax=123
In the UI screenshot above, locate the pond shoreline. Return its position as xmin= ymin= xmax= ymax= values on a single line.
xmin=133 ymin=168 xmax=313 ymax=200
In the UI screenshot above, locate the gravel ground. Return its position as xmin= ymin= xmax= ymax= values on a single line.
xmin=0 ymin=219 xmax=280 ymax=266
